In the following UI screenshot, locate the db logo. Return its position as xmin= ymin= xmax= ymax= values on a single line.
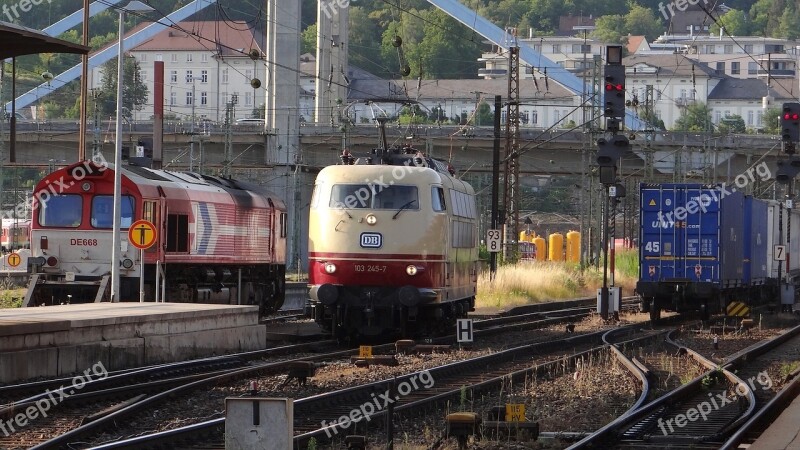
xmin=360 ymin=232 xmax=382 ymax=248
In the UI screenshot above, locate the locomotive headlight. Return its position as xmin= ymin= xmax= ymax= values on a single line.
xmin=121 ymin=258 xmax=135 ymax=269
xmin=323 ymin=262 xmax=337 ymax=274
xmin=406 ymin=265 xmax=423 ymax=276
xmin=365 ymin=214 xmax=377 ymax=225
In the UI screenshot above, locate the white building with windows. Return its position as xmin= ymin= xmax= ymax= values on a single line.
xmin=478 ymin=35 xmax=609 ymax=80
xmin=90 ymin=21 xmax=268 ymax=123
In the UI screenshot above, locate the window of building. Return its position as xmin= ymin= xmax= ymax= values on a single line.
xmin=748 ymin=62 xmax=758 ymax=75
xmin=747 ymin=110 xmax=754 ymax=125
xmin=680 ymin=88 xmax=687 ymax=98
xmin=552 ymin=44 xmax=560 ymax=53
xmin=572 ymin=44 xmax=582 ymax=53
xmin=744 ymin=44 xmax=753 ymax=53
xmin=170 ymin=91 xmax=176 ymax=106
xmin=170 ymin=70 xmax=177 ymax=83
xmin=140 ymin=71 xmax=147 ymax=83
xmin=705 ymin=45 xmax=715 ymax=54
xmin=155 ymin=54 xmax=163 ymax=62
xmin=201 ymin=92 xmax=207 ymax=105
xmin=724 ymin=45 xmax=733 ymax=54
xmin=531 ymin=110 xmax=538 ymax=125
xmin=716 ymin=61 xmax=725 ymax=74
xmin=186 ymin=91 xmax=193 ymax=105
xmin=757 ymin=110 xmax=763 ymax=126
xmin=731 ymin=62 xmax=740 ymax=74
xmin=245 ymin=69 xmax=252 ymax=80
xmin=201 ymin=70 xmax=208 ymax=83
xmin=140 ymin=53 xmax=147 ymax=62
xmin=201 ymin=53 xmax=208 ymax=62
xmin=170 ymin=54 xmax=177 ymax=63
xmin=185 ymin=70 xmax=193 ymax=83
xmin=186 ymin=53 xmax=193 ymax=62
xmin=245 ymin=92 xmax=252 ymax=106
xmin=714 ymin=110 xmax=721 ymax=123
xmin=222 ymin=68 xmax=228 ymax=84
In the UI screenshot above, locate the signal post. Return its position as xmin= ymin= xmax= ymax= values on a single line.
xmin=596 ymin=46 xmax=629 ymax=320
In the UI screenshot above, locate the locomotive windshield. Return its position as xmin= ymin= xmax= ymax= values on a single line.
xmin=91 ymin=195 xmax=135 ymax=228
xmin=329 ymin=184 xmax=418 ymax=210
xmin=39 ymin=195 xmax=82 ymax=228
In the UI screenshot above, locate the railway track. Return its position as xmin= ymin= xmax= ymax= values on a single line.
xmin=568 ymin=323 xmax=800 ymax=449
xmin=0 ymin=299 xmax=642 ymax=449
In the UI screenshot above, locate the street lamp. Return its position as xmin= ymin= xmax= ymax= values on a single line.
xmin=112 ymin=0 xmax=153 ymax=303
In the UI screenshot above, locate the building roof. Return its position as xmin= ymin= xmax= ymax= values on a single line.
xmin=626 ymin=35 xmax=647 ymax=54
xmin=0 ymin=21 xmax=89 ymax=59
xmin=708 ymin=77 xmax=799 ymax=101
xmin=130 ymin=21 xmax=261 ymax=57
xmin=623 ymin=53 xmax=720 ymax=78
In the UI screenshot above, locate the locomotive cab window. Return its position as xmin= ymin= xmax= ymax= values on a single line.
xmin=432 ymin=186 xmax=446 ymax=212
xmin=165 ymin=214 xmax=189 ymax=253
xmin=39 ymin=194 xmax=83 ymax=228
xmin=329 ymin=184 xmax=418 ymax=210
xmin=91 ymin=195 xmax=135 ymax=228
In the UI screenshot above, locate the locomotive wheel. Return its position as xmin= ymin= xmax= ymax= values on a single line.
xmin=649 ymin=299 xmax=661 ymax=323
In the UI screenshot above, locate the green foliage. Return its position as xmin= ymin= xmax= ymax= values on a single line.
xmin=639 ymin=109 xmax=665 ymax=130
xmin=624 ymin=5 xmax=663 ymax=41
xmin=710 ymin=9 xmax=751 ymax=36
xmin=718 ymin=114 xmax=746 ymax=134
xmin=592 ymin=15 xmax=626 ymax=44
xmin=301 ymin=24 xmax=317 ymax=55
xmin=614 ymin=248 xmax=639 ymax=280
xmin=475 ymin=101 xmax=493 ymax=126
xmin=98 ymin=57 xmax=148 ymax=119
xmin=777 ymin=2 xmax=800 ymax=39
xmin=306 ymin=437 xmax=317 ymax=450
xmin=672 ymin=102 xmax=713 ymax=132
xmin=763 ymin=107 xmax=781 ymax=134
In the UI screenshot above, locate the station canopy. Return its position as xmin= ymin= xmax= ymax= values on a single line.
xmin=0 ymin=21 xmax=90 ymax=59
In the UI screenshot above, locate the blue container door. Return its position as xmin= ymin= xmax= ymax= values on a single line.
xmin=640 ymin=185 xmax=720 ymax=283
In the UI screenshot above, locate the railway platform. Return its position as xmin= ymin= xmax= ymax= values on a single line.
xmin=749 ymin=394 xmax=800 ymax=449
xmin=0 ymin=302 xmax=266 ymax=383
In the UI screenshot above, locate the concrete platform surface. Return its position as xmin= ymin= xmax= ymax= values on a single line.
xmin=0 ymin=303 xmax=266 ymax=383
xmin=750 ymin=394 xmax=800 ymax=450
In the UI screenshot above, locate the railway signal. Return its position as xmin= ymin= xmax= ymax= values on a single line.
xmin=596 ymin=135 xmax=630 ymax=185
xmin=781 ymin=102 xmax=800 ymax=151
xmin=603 ymin=46 xmax=625 ymax=132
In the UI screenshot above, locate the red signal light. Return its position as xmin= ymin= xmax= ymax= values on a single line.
xmin=785 ymin=113 xmax=791 ymax=120
xmin=793 ymin=113 xmax=799 ymax=120
xmin=615 ymin=84 xmax=624 ymax=91
xmin=605 ymin=83 xmax=613 ymax=91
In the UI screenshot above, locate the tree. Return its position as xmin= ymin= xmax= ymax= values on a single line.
xmin=710 ymin=9 xmax=750 ymax=36
xmin=591 ymin=15 xmax=626 ymax=44
xmin=639 ymin=110 xmax=665 ymax=130
xmin=718 ymin=114 xmax=746 ymax=134
xmin=762 ymin=107 xmax=781 ymax=134
xmin=301 ymin=24 xmax=317 ymax=55
xmin=414 ymin=9 xmax=482 ymax=78
xmin=777 ymin=3 xmax=800 ymax=39
xmin=672 ymin=102 xmax=712 ymax=132
xmin=98 ymin=56 xmax=148 ymax=119
xmin=475 ymin=101 xmax=493 ymax=126
xmin=625 ymin=5 xmax=663 ymax=41
xmin=348 ymin=7 xmax=385 ymax=75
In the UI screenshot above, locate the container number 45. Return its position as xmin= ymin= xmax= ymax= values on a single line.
xmin=644 ymin=241 xmax=660 ymax=252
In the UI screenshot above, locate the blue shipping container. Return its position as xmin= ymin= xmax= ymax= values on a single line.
xmin=639 ymin=183 xmax=746 ymax=289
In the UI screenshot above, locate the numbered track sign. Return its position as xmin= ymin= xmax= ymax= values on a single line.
xmin=774 ymin=245 xmax=786 ymax=261
xmin=456 ymin=319 xmax=473 ymax=343
xmin=486 ymin=229 xmax=501 ymax=253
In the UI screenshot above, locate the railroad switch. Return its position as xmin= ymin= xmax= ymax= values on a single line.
xmin=445 ymin=412 xmax=481 ymax=449
xmin=283 ymin=361 xmax=316 ymax=386
xmin=345 ymin=435 xmax=367 ymax=450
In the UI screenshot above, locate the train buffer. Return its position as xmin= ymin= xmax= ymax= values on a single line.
xmin=726 ymin=301 xmax=750 ymax=318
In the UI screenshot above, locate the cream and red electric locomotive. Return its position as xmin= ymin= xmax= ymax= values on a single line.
xmin=27 ymin=160 xmax=287 ymax=313
xmin=308 ymin=141 xmax=479 ymax=339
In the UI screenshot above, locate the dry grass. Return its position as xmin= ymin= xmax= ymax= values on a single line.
xmin=476 ymin=256 xmax=638 ymax=309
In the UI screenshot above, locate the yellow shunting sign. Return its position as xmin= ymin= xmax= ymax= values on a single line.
xmin=358 ymin=345 xmax=373 ymax=358
xmin=726 ymin=301 xmax=750 ymax=317
xmin=506 ymin=404 xmax=525 ymax=422
xmin=649 ymin=199 xmax=656 ymax=206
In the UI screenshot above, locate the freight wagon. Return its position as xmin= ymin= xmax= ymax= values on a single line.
xmin=636 ymin=183 xmax=781 ymax=321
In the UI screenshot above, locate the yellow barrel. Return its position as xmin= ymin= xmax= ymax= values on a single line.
xmin=548 ymin=233 xmax=564 ymax=262
xmin=519 ymin=230 xmax=531 ymax=242
xmin=533 ymin=237 xmax=547 ymax=261
xmin=566 ymin=230 xmax=581 ymax=263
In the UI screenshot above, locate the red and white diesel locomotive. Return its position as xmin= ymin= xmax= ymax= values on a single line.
xmin=308 ymin=144 xmax=479 ymax=339
xmin=26 ymin=160 xmax=287 ymax=314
